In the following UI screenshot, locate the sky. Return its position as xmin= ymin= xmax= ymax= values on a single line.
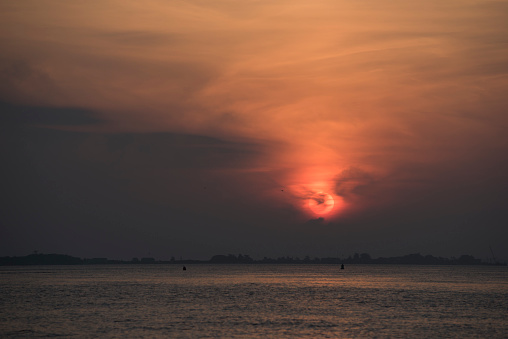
xmin=1 ymin=0 xmax=507 ymax=261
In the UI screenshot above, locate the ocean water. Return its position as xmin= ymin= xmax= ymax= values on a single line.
xmin=0 ymin=264 xmax=506 ymax=338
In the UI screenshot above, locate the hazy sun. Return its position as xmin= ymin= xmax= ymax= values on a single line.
xmin=308 ymin=192 xmax=334 ymax=215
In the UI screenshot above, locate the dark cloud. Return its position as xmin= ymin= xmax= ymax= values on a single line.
xmin=334 ymin=167 xmax=375 ymax=201
xmin=305 ymin=217 xmax=324 ymax=226
xmin=0 ymin=105 xmax=273 ymax=259
xmin=0 ymin=60 xmax=59 ymax=104
xmin=0 ymin=101 xmax=103 ymax=126
xmin=312 ymin=194 xmax=327 ymax=205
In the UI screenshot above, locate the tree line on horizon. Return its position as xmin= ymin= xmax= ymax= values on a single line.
xmin=0 ymin=252 xmax=504 ymax=266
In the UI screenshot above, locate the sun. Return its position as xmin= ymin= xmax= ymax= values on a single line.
xmin=308 ymin=192 xmax=334 ymax=215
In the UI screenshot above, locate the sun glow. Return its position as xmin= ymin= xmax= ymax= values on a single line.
xmin=284 ymin=167 xmax=346 ymax=219
xmin=308 ymin=192 xmax=334 ymax=215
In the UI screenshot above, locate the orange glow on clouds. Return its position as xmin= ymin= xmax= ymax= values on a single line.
xmin=1 ymin=0 xmax=507 ymax=221
xmin=282 ymin=164 xmax=347 ymax=220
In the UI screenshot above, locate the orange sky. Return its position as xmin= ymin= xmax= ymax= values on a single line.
xmin=1 ymin=0 xmax=507 ymax=258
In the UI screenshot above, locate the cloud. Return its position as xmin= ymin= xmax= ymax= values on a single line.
xmin=0 ymin=60 xmax=60 ymax=104
xmin=311 ymin=193 xmax=327 ymax=205
xmin=305 ymin=217 xmax=325 ymax=226
xmin=0 ymin=117 xmax=274 ymax=258
xmin=334 ymin=167 xmax=375 ymax=201
xmin=0 ymin=101 xmax=103 ymax=126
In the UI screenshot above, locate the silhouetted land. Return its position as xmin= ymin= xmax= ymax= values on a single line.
xmin=0 ymin=252 xmax=505 ymax=266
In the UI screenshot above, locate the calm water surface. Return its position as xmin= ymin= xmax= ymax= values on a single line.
xmin=1 ymin=264 xmax=507 ymax=338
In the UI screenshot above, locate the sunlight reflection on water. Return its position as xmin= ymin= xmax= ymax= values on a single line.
xmin=1 ymin=265 xmax=507 ymax=338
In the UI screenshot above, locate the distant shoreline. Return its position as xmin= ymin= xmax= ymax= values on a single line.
xmin=0 ymin=253 xmax=505 ymax=266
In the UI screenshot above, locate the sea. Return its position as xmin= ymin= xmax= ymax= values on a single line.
xmin=0 ymin=264 xmax=506 ymax=338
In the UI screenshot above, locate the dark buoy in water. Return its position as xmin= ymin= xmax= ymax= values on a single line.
xmin=183 ymin=266 xmax=186 ymax=271
xmin=340 ymin=264 xmax=344 ymax=270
